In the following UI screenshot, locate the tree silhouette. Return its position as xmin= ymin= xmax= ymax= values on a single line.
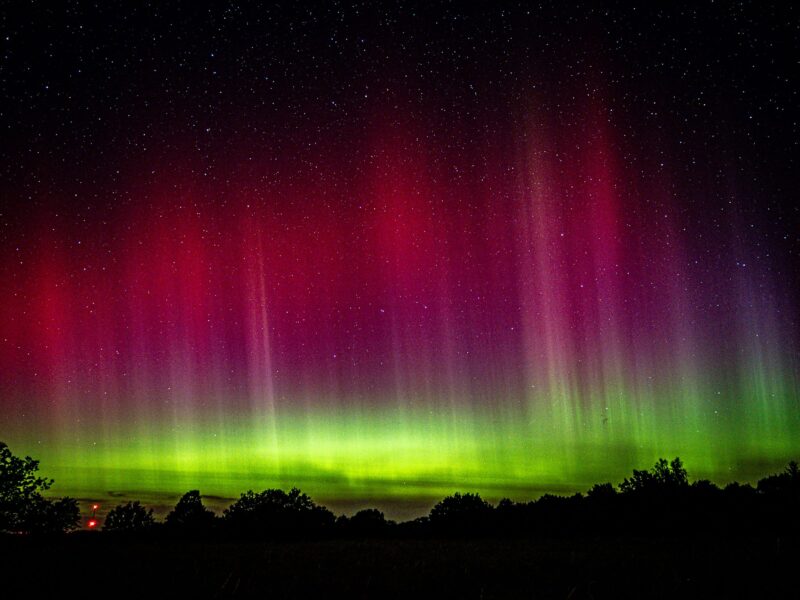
xmin=757 ymin=461 xmax=800 ymax=497
xmin=0 ymin=441 xmax=79 ymax=534
xmin=104 ymin=500 xmax=156 ymax=532
xmin=429 ymin=492 xmax=493 ymax=533
xmin=223 ymin=487 xmax=335 ymax=537
xmin=619 ymin=457 xmax=688 ymax=494
xmin=586 ymin=482 xmax=617 ymax=501
xmin=165 ymin=490 xmax=216 ymax=532
xmin=347 ymin=508 xmax=389 ymax=535
xmin=24 ymin=496 xmax=81 ymax=534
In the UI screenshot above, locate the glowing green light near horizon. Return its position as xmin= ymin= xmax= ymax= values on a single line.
xmin=11 ymin=360 xmax=797 ymax=516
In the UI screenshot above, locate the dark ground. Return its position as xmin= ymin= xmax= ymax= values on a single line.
xmin=1 ymin=534 xmax=797 ymax=599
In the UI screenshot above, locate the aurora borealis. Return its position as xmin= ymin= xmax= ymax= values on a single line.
xmin=1 ymin=3 xmax=798 ymax=517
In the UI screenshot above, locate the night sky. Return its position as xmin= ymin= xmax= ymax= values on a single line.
xmin=1 ymin=2 xmax=798 ymax=518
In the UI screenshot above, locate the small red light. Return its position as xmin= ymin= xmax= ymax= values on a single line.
xmin=92 ymin=504 xmax=99 ymax=510
xmin=88 ymin=519 xmax=97 ymax=528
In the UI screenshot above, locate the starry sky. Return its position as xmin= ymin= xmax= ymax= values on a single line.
xmin=1 ymin=2 xmax=798 ymax=517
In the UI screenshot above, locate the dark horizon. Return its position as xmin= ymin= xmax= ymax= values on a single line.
xmin=37 ymin=455 xmax=800 ymax=526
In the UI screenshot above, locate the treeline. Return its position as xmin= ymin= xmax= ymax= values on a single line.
xmin=99 ymin=457 xmax=800 ymax=539
xmin=2 ymin=438 xmax=799 ymax=539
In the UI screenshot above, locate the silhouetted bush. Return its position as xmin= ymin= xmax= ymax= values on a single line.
xmin=757 ymin=461 xmax=799 ymax=497
xmin=755 ymin=461 xmax=800 ymax=534
xmin=347 ymin=508 xmax=391 ymax=535
xmin=0 ymin=441 xmax=80 ymax=534
xmin=165 ymin=490 xmax=216 ymax=535
xmin=429 ymin=492 xmax=493 ymax=534
xmin=222 ymin=487 xmax=335 ymax=538
xmin=396 ymin=515 xmax=430 ymax=537
xmin=336 ymin=508 xmax=393 ymax=536
xmin=104 ymin=501 xmax=156 ymax=532
xmin=619 ymin=457 xmax=688 ymax=494
xmin=23 ymin=496 xmax=81 ymax=535
xmin=586 ymin=482 xmax=617 ymax=501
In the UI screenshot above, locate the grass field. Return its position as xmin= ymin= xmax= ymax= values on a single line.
xmin=1 ymin=534 xmax=797 ymax=598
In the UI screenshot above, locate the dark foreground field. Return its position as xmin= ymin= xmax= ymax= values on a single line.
xmin=1 ymin=534 xmax=797 ymax=599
